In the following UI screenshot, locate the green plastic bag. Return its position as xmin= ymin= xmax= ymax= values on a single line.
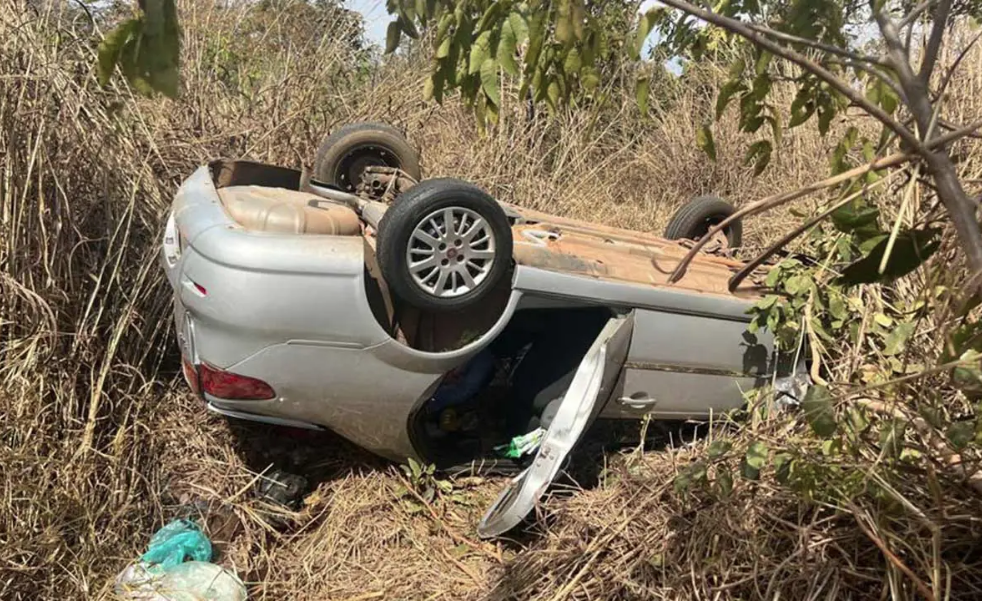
xmin=141 ymin=519 xmax=212 ymax=570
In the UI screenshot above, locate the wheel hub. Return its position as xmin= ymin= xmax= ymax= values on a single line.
xmin=405 ymin=206 xmax=496 ymax=299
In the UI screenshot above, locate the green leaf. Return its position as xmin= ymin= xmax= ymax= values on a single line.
xmin=408 ymin=457 xmax=422 ymax=478
xmin=801 ymin=385 xmax=837 ymax=437
xmin=571 ymin=0 xmax=586 ymax=40
xmin=773 ymin=452 xmax=793 ymax=484
xmin=101 ymin=0 xmax=181 ymax=98
xmin=696 ymin=124 xmax=716 ymax=161
xmin=831 ymin=126 xmax=859 ymax=173
xmin=757 ymin=294 xmax=779 ymax=309
xmin=469 ymin=31 xmax=492 ymax=74
xmin=883 ymin=322 xmax=915 ymax=356
xmin=831 ymin=198 xmax=879 ymax=233
xmin=386 ymin=20 xmax=401 ymax=53
xmin=728 ymin=57 xmax=745 ymax=79
xmin=948 ymin=421 xmax=975 ymax=450
xmin=563 ymin=47 xmax=582 ymax=75
xmin=556 ymin=0 xmax=573 ymax=44
xmin=839 ymin=229 xmax=941 ymax=285
xmin=829 ymin=295 xmax=847 ymax=320
xmin=707 ymin=439 xmax=733 ymax=459
xmin=674 ymin=461 xmax=708 ymax=492
xmin=476 ymin=1 xmax=502 ymax=32
xmin=525 ymin=11 xmax=546 ymax=73
xmin=480 ymin=58 xmax=500 ymax=106
xmin=867 ymin=78 xmax=899 ymax=115
xmin=423 ymin=75 xmax=435 ymax=101
xmin=509 ymin=12 xmax=529 ymax=45
xmin=436 ymin=35 xmax=452 ymax=59
xmin=547 ymin=79 xmax=561 ymax=109
xmin=788 ymin=93 xmax=815 ymax=128
xmin=745 ymin=139 xmax=772 ymax=176
xmin=436 ymin=13 xmax=455 ymax=39
xmin=817 ymin=100 xmax=835 ymax=135
xmin=740 ymin=441 xmax=768 ymax=480
xmin=784 ymin=274 xmax=810 ymax=295
xmin=498 ymin=20 xmax=519 ymax=76
xmin=858 ymin=233 xmax=888 ymax=254
xmin=581 ymin=67 xmax=600 ymax=91
xmin=716 ymin=80 xmax=745 ymax=119
xmin=634 ymin=7 xmax=663 ymax=59
xmin=97 ymin=18 xmax=142 ymax=87
xmin=716 ymin=465 xmax=734 ymax=497
xmin=636 ymin=77 xmax=650 ymax=115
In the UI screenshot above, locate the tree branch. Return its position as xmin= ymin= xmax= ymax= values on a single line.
xmin=875 ymin=9 xmax=982 ymax=280
xmin=827 ymin=57 xmax=907 ymax=103
xmin=668 ymin=119 xmax=982 ymax=283
xmin=745 ymin=22 xmax=889 ymax=66
xmin=898 ymin=0 xmax=938 ymax=29
xmin=655 ymin=0 xmax=921 ymax=151
xmin=726 ymin=171 xmax=904 ymax=292
xmin=918 ymin=0 xmax=951 ymax=84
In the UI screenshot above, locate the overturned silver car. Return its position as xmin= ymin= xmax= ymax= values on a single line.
xmin=161 ymin=122 xmax=802 ymax=536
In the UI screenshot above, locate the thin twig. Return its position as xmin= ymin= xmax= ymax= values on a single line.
xmin=671 ymin=119 xmax=982 ymax=283
xmin=745 ymin=22 xmax=889 ymax=66
xmin=917 ymin=0 xmax=951 ymax=84
xmin=726 ymin=168 xmax=902 ymax=291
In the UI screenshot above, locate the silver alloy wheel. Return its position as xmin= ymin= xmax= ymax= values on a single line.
xmin=405 ymin=206 xmax=496 ymax=298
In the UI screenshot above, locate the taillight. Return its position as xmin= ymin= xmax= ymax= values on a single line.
xmin=199 ymin=362 xmax=276 ymax=400
xmin=182 ymin=358 xmax=200 ymax=394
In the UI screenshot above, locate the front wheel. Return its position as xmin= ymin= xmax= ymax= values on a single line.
xmin=377 ymin=179 xmax=513 ymax=312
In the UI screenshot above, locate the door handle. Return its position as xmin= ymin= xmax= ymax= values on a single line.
xmin=619 ymin=395 xmax=657 ymax=407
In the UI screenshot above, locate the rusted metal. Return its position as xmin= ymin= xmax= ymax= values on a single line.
xmin=357 ymin=166 xmax=418 ymax=202
xmin=509 ymin=218 xmax=763 ymax=298
xmin=622 ymin=360 xmax=754 ymax=378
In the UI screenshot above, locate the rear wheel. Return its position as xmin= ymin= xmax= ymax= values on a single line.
xmin=377 ymin=178 xmax=513 ymax=312
xmin=314 ymin=122 xmax=422 ymax=191
xmin=664 ymin=196 xmax=742 ymax=249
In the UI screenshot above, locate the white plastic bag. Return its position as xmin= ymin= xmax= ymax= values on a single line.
xmin=115 ymin=560 xmax=247 ymax=601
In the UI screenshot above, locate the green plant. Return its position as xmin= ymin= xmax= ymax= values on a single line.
xmin=394 ymin=458 xmax=468 ymax=513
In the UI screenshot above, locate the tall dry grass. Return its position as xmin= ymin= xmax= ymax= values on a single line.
xmin=3 ymin=0 xmax=982 ymax=599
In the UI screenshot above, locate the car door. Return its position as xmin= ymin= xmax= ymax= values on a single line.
xmin=602 ymin=308 xmax=774 ymax=419
xmin=477 ymin=313 xmax=633 ymax=538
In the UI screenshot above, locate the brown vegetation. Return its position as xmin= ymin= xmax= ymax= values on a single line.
xmin=3 ymin=0 xmax=982 ymax=599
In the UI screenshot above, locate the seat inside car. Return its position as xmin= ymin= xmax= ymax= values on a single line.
xmin=217 ymin=185 xmax=361 ymax=236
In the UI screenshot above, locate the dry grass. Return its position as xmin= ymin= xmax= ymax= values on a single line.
xmin=3 ymin=0 xmax=982 ymax=599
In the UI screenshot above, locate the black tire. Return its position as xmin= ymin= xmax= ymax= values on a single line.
xmin=664 ymin=196 xmax=743 ymax=248
xmin=314 ymin=122 xmax=422 ymax=191
xmin=377 ymin=178 xmax=513 ymax=312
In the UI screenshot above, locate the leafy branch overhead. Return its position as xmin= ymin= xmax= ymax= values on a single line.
xmin=98 ymin=0 xmax=181 ymax=98
xmin=385 ymin=0 xmax=637 ymax=125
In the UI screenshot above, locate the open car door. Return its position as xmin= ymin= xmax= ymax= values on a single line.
xmin=478 ymin=313 xmax=634 ymax=538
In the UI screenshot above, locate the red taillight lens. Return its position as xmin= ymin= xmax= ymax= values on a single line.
xmin=199 ymin=363 xmax=276 ymax=400
xmin=182 ymin=358 xmax=200 ymax=394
